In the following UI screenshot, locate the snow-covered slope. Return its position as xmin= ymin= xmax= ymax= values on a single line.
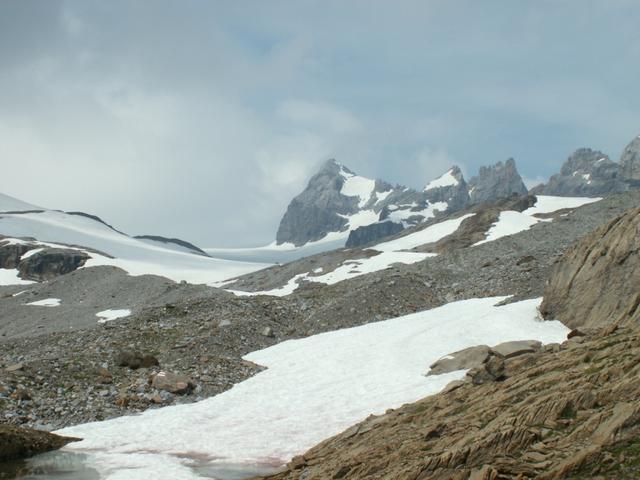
xmin=229 ymin=194 xmax=602 ymax=297
xmin=57 ymin=296 xmax=568 ymax=479
xmin=0 ymin=192 xmax=42 ymax=212
xmin=0 ymin=200 xmax=268 ymax=285
xmin=474 ymin=195 xmax=601 ymax=245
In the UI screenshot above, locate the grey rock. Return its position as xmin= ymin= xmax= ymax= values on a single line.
xmin=491 ymin=340 xmax=542 ymax=358
xmin=346 ymin=220 xmax=404 ymax=248
xmin=261 ymin=326 xmax=275 ymax=338
xmin=0 ymin=240 xmax=36 ymax=269
xmin=426 ymin=345 xmax=491 ymax=376
xmin=537 ymin=148 xmax=629 ymax=196
xmin=468 ymin=158 xmax=527 ymax=205
xmin=150 ymin=371 xmax=194 ymax=395
xmin=275 ymin=159 xmax=365 ymax=247
xmin=18 ymin=248 xmax=90 ymax=282
xmin=619 ymin=135 xmax=640 ymax=182
xmin=422 ymin=166 xmax=470 ymax=212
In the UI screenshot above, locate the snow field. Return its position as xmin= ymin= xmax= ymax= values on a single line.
xmin=57 ymin=296 xmax=569 ymax=480
xmin=0 ymin=211 xmax=269 ymax=285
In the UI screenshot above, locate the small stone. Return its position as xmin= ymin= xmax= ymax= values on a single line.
xmin=5 ymin=363 xmax=24 ymax=373
xmin=150 ymin=371 xmax=195 ymax=395
xmin=262 ymin=327 xmax=275 ymax=338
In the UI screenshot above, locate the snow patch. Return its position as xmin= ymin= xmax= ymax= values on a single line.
xmin=375 ymin=189 xmax=393 ymax=204
xmin=522 ymin=195 xmax=601 ymax=216
xmin=96 ymin=309 xmax=132 ymax=323
xmin=26 ymin=298 xmax=61 ymax=307
xmin=373 ymin=214 xmax=474 ymax=252
xmin=57 ymin=297 xmax=569 ymax=479
xmin=424 ymin=169 xmax=459 ymax=191
xmin=474 ymin=211 xmax=539 ymax=246
xmin=387 ymin=201 xmax=447 ymax=225
xmin=20 ymin=248 xmax=44 ymax=260
xmin=339 ymin=168 xmax=376 ymax=208
xmin=0 ymin=269 xmax=35 ymax=286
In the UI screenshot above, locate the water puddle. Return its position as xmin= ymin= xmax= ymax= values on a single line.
xmin=0 ymin=451 xmax=282 ymax=480
xmin=0 ymin=451 xmax=98 ymax=479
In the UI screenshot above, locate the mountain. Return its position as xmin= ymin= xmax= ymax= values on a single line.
xmin=533 ymin=133 xmax=640 ymax=195
xmin=276 ymin=159 xmax=529 ymax=249
xmin=468 ymin=157 xmax=528 ymax=204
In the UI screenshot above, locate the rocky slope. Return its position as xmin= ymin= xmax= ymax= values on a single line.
xmin=259 ymin=203 xmax=640 ymax=480
xmin=276 ymin=159 xmax=528 ymax=248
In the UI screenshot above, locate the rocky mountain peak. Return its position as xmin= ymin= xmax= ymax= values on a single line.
xmin=468 ymin=157 xmax=528 ymax=205
xmin=536 ymin=147 xmax=628 ymax=196
xmin=620 ymin=135 xmax=640 ymax=181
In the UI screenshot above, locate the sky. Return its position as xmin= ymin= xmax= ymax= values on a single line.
xmin=1 ymin=1 xmax=639 ymax=247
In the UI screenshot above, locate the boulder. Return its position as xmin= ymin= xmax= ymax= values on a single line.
xmin=150 ymin=371 xmax=195 ymax=395
xmin=116 ymin=351 xmax=159 ymax=370
xmin=426 ymin=345 xmax=491 ymax=376
xmin=491 ymin=340 xmax=542 ymax=358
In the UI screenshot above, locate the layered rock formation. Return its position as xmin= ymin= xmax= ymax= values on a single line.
xmin=540 ymin=206 xmax=640 ymax=329
xmin=468 ymin=158 xmax=528 ymax=204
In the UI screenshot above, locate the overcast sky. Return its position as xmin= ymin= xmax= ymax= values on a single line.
xmin=1 ymin=1 xmax=639 ymax=246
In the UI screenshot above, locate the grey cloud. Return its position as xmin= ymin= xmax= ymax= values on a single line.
xmin=1 ymin=1 xmax=639 ymax=246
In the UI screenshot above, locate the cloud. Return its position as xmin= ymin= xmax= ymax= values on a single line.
xmin=1 ymin=1 xmax=639 ymax=247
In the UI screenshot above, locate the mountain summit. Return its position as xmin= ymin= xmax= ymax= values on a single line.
xmin=275 ymin=159 xmax=529 ymax=248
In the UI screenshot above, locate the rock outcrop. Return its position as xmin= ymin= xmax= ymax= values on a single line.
xmin=468 ymin=158 xmax=528 ymax=205
xmin=0 ymin=425 xmax=79 ymax=462
xmin=0 ymin=240 xmax=35 ymax=269
xmin=620 ymin=135 xmax=640 ymax=182
xmin=536 ymin=148 xmax=629 ymax=196
xmin=346 ymin=220 xmax=404 ymax=248
xmin=540 ymin=206 xmax=640 ymax=329
xmin=18 ymin=248 xmax=90 ymax=282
